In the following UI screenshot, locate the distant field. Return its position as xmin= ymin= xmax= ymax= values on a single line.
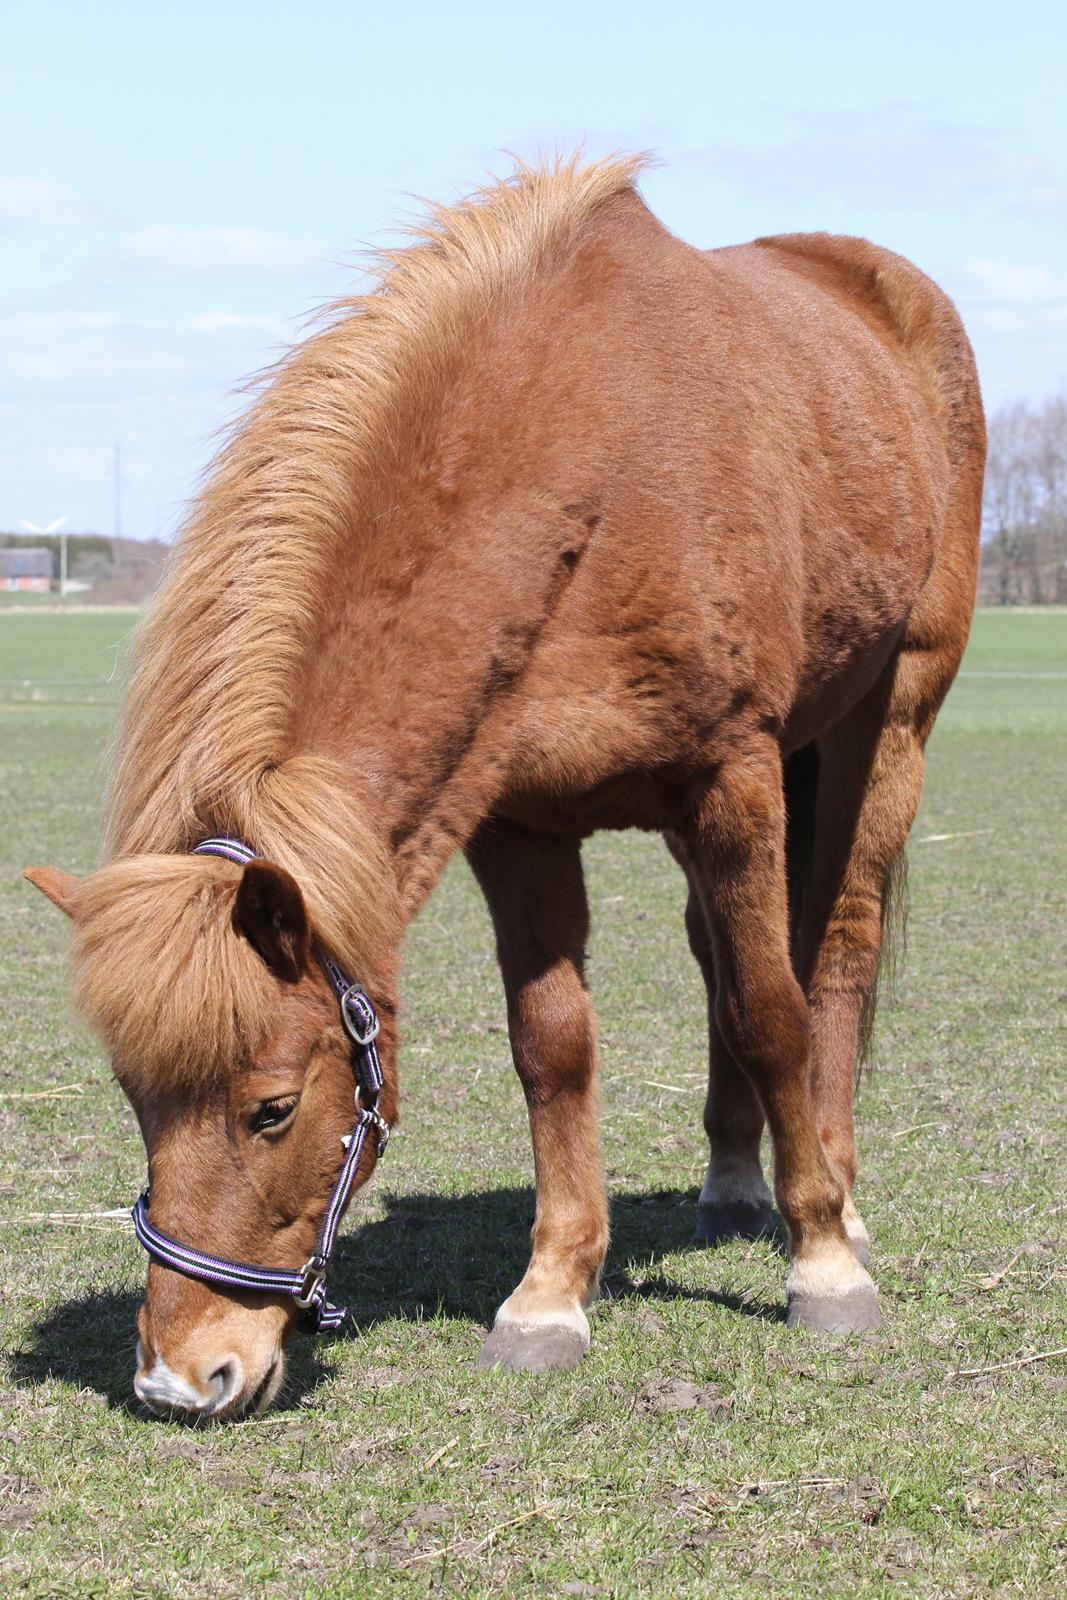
xmin=0 ymin=609 xmax=137 ymax=704
xmin=0 ymin=609 xmax=1063 ymax=1598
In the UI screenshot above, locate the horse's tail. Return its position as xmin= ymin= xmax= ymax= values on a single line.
xmin=858 ymin=851 xmax=908 ymax=1071
xmin=783 ymin=741 xmax=909 ymax=1075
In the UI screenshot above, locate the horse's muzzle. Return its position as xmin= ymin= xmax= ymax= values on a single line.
xmin=134 ymin=1319 xmax=286 ymax=1420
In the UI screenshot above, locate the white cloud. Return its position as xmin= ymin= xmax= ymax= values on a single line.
xmin=0 ymin=308 xmax=294 ymax=391
xmin=111 ymin=225 xmax=324 ymax=281
xmin=0 ymin=178 xmax=118 ymax=228
xmin=963 ymin=260 xmax=1067 ymax=309
xmin=188 ymin=311 xmax=287 ymax=334
xmin=685 ymin=106 xmax=1065 ymax=218
xmin=0 ymin=305 xmax=305 ymax=533
xmin=953 ymin=260 xmax=1067 ymax=400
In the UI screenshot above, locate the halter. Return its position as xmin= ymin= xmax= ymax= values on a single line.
xmin=130 ymin=836 xmax=390 ymax=1334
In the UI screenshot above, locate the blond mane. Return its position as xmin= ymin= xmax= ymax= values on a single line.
xmin=102 ymin=153 xmax=646 ymax=992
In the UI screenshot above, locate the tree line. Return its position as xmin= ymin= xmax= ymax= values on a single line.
xmin=981 ymin=392 xmax=1067 ymax=605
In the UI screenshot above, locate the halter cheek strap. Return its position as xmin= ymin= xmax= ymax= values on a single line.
xmin=129 ymin=836 xmax=390 ymax=1334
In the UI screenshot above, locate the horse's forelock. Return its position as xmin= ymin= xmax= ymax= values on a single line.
xmin=71 ymin=854 xmax=281 ymax=1097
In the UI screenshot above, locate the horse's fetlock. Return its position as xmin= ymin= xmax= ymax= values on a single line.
xmin=776 ymin=1170 xmax=846 ymax=1241
xmin=533 ymin=1211 xmax=609 ymax=1276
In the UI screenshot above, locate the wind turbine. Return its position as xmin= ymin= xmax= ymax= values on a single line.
xmin=21 ymin=516 xmax=69 ymax=595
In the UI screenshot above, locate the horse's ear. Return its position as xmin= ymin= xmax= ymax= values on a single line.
xmin=232 ymin=860 xmax=311 ymax=984
xmin=24 ymin=867 xmax=82 ymax=920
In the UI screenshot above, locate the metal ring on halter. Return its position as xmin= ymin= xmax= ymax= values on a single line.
xmin=367 ymin=1107 xmax=391 ymax=1157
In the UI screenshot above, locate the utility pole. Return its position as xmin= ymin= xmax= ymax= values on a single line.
xmin=19 ymin=516 xmax=67 ymax=595
xmin=113 ymin=442 xmax=124 ymax=541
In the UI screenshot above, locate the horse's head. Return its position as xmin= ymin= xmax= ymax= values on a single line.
xmin=26 ymin=853 xmax=394 ymax=1420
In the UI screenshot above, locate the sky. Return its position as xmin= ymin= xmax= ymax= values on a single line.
xmin=3 ymin=0 xmax=1065 ymax=540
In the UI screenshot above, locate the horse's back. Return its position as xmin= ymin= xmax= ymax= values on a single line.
xmin=738 ymin=230 xmax=986 ymax=731
xmin=565 ymin=194 xmax=982 ymax=590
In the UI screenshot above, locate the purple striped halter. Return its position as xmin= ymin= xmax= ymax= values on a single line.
xmin=130 ymin=836 xmax=389 ymax=1334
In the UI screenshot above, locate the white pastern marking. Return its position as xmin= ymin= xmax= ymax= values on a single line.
xmin=842 ymin=1200 xmax=871 ymax=1256
xmin=786 ymin=1248 xmax=876 ymax=1300
xmin=699 ymin=1158 xmax=773 ymax=1210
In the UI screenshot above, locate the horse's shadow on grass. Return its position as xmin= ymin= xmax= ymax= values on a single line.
xmin=9 ymin=1186 xmax=785 ymax=1412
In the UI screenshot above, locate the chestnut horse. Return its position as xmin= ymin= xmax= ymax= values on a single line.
xmin=27 ymin=156 xmax=984 ymax=1418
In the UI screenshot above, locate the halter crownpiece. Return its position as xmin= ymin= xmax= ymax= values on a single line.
xmin=129 ymin=836 xmax=390 ymax=1334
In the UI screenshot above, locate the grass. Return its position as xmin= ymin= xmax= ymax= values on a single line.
xmin=0 ymin=608 xmax=1064 ymax=1598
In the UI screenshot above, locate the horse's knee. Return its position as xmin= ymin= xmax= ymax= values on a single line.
xmin=510 ymin=963 xmax=596 ymax=1103
xmin=715 ymin=977 xmax=810 ymax=1084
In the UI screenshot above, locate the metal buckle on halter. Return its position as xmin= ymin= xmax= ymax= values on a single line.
xmin=340 ymin=983 xmax=381 ymax=1047
xmin=295 ymin=1255 xmax=328 ymax=1309
xmin=351 ymin=1099 xmax=391 ymax=1159
xmin=369 ymin=1108 xmax=391 ymax=1157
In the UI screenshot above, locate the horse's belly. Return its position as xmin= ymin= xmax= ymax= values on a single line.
xmin=497 ymin=547 xmax=922 ymax=821
xmin=497 ymin=771 xmax=689 ymax=835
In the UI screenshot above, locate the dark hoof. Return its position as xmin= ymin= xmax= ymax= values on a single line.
xmin=475 ymin=1322 xmax=588 ymax=1374
xmin=786 ymin=1289 xmax=882 ymax=1333
xmin=695 ymin=1200 xmax=782 ymax=1247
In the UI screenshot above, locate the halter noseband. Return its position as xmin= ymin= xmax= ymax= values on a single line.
xmin=130 ymin=836 xmax=390 ymax=1334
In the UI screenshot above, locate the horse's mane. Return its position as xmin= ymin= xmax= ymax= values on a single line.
xmin=102 ymin=153 xmax=647 ymax=992
xmin=73 ymin=854 xmax=281 ymax=1095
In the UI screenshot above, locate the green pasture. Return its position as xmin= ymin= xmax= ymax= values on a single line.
xmin=0 ymin=608 xmax=1063 ymax=1597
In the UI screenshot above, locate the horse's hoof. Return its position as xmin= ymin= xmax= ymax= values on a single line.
xmin=474 ymin=1321 xmax=588 ymax=1374
xmin=786 ymin=1288 xmax=882 ymax=1333
xmin=695 ymin=1200 xmax=781 ymax=1246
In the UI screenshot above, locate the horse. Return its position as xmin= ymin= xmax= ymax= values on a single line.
xmin=26 ymin=155 xmax=985 ymax=1418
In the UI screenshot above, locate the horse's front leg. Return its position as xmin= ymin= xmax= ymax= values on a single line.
xmin=466 ymin=820 xmax=608 ymax=1372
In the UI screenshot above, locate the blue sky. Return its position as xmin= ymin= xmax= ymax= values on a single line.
xmin=3 ymin=0 xmax=1065 ymax=539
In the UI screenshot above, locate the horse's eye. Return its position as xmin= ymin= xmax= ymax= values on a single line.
xmin=249 ymin=1096 xmax=299 ymax=1135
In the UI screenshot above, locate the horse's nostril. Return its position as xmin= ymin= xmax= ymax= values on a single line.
xmin=206 ymin=1356 xmax=243 ymax=1409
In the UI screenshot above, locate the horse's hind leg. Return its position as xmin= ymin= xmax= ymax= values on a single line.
xmin=798 ymin=623 xmax=969 ymax=1266
xmin=794 ymin=700 xmax=915 ymax=1266
xmin=466 ymin=819 xmax=608 ymax=1373
xmin=683 ymin=739 xmax=880 ymax=1332
xmin=664 ymin=833 xmax=777 ymax=1244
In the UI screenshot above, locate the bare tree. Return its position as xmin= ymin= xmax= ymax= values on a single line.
xmin=980 ymin=392 xmax=1067 ymax=603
